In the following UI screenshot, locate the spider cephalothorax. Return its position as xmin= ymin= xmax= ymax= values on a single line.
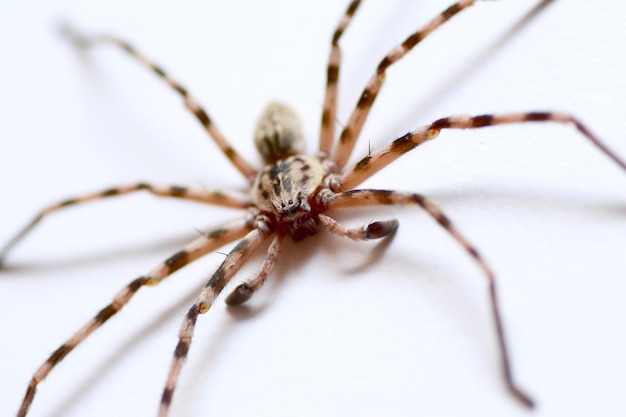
xmin=253 ymin=152 xmax=326 ymax=222
xmin=253 ymin=154 xmax=328 ymax=240
xmin=4 ymin=1 xmax=626 ymax=417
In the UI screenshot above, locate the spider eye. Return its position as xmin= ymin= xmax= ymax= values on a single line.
xmin=272 ymin=193 xmax=303 ymax=217
xmin=254 ymin=101 xmax=305 ymax=163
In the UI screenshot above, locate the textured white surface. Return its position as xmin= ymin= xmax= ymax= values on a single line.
xmin=1 ymin=1 xmax=626 ymax=416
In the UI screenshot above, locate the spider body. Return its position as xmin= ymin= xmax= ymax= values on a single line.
xmin=3 ymin=1 xmax=626 ymax=416
xmin=250 ymin=101 xmax=343 ymax=241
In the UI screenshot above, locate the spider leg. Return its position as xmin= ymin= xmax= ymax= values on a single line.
xmin=158 ymin=228 xmax=271 ymax=417
xmin=224 ymin=215 xmax=398 ymax=306
xmin=342 ymin=112 xmax=626 ymax=190
xmin=318 ymin=213 xmax=398 ymax=240
xmin=59 ymin=25 xmax=258 ymax=180
xmin=225 ymin=234 xmax=284 ymax=306
xmin=325 ymin=189 xmax=534 ymax=408
xmin=318 ymin=214 xmax=400 ymax=271
xmin=319 ymin=0 xmax=362 ymax=156
xmin=0 ymin=182 xmax=252 ymax=266
xmin=332 ymin=0 xmax=480 ymax=169
xmin=16 ymin=218 xmax=252 ymax=417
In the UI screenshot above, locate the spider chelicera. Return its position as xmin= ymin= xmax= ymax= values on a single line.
xmin=3 ymin=1 xmax=626 ymax=416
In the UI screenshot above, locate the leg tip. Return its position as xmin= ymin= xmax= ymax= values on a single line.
xmin=225 ymin=283 xmax=253 ymax=306
xmin=512 ymin=386 xmax=535 ymax=410
xmin=57 ymin=22 xmax=90 ymax=49
xmin=364 ymin=219 xmax=399 ymax=239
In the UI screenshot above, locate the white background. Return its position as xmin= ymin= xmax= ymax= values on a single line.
xmin=1 ymin=1 xmax=626 ymax=416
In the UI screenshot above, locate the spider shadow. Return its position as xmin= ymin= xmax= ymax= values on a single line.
xmin=427 ymin=183 xmax=626 ymax=219
xmin=0 ymin=231 xmax=199 ymax=275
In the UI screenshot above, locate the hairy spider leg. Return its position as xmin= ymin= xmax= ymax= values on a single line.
xmin=319 ymin=0 xmax=361 ymax=156
xmin=0 ymin=183 xmax=252 ymax=266
xmin=158 ymin=228 xmax=271 ymax=417
xmin=326 ymin=189 xmax=535 ymax=408
xmin=332 ymin=0 xmax=481 ymax=170
xmin=60 ymin=25 xmax=259 ymax=180
xmin=341 ymin=112 xmax=626 ymax=190
xmin=16 ymin=219 xmax=252 ymax=417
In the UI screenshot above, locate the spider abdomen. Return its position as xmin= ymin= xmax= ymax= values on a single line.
xmin=254 ymin=101 xmax=305 ymax=163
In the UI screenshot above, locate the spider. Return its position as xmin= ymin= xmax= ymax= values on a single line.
xmin=2 ymin=0 xmax=625 ymax=416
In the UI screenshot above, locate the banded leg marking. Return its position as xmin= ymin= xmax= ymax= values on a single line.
xmin=16 ymin=219 xmax=252 ymax=417
xmin=342 ymin=112 xmax=626 ymax=190
xmin=319 ymin=0 xmax=362 ymax=156
xmin=0 ymin=183 xmax=252 ymax=266
xmin=326 ymin=189 xmax=534 ymax=408
xmin=60 ymin=25 xmax=258 ymax=180
xmin=318 ymin=213 xmax=398 ymax=241
xmin=332 ymin=0 xmax=479 ymax=169
xmin=158 ymin=228 xmax=270 ymax=417
xmin=225 ymin=234 xmax=284 ymax=306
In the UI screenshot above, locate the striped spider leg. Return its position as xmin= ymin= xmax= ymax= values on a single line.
xmin=321 ymin=0 xmax=626 ymax=410
xmin=4 ymin=22 xmax=264 ymax=417
xmin=328 ymin=0 xmax=485 ymax=170
xmin=158 ymin=227 xmax=275 ymax=416
xmin=12 ymin=216 xmax=253 ymax=417
xmin=317 ymin=0 xmax=361 ymax=156
xmin=59 ymin=24 xmax=258 ymax=181
xmin=0 ymin=184 xmax=252 ymax=266
xmin=5 ymin=0 xmax=625 ymax=416
xmin=324 ymin=108 xmax=626 ymax=408
xmin=161 ymin=212 xmax=400 ymax=414
xmin=153 ymin=1 xmax=554 ymax=414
